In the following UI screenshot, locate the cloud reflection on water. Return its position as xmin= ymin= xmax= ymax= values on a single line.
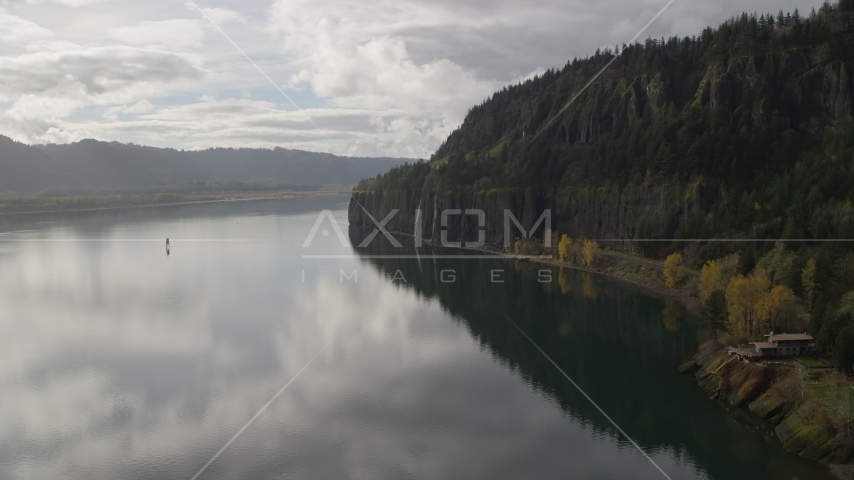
xmin=0 ymin=197 xmax=734 ymax=479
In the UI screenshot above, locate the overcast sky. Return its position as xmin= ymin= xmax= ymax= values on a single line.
xmin=0 ymin=0 xmax=825 ymax=157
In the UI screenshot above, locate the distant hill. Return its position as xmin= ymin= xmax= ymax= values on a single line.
xmin=0 ymin=136 xmax=413 ymax=195
xmin=183 ymin=147 xmax=411 ymax=185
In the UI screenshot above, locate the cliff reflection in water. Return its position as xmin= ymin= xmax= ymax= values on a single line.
xmin=348 ymin=225 xmax=829 ymax=480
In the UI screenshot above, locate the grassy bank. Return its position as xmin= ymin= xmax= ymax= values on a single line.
xmin=680 ymin=341 xmax=854 ymax=465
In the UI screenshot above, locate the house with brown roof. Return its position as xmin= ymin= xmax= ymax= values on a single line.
xmin=760 ymin=332 xmax=814 ymax=356
xmin=728 ymin=332 xmax=814 ymax=359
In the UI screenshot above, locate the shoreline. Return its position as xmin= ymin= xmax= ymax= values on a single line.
xmin=515 ymin=253 xmax=702 ymax=315
xmin=427 ymin=236 xmax=851 ymax=468
xmin=0 ymin=189 xmax=351 ymax=216
xmin=681 ymin=342 xmax=854 ymax=469
xmin=411 ymin=236 xmax=703 ymax=316
xmin=465 ymin=242 xmax=851 ymax=470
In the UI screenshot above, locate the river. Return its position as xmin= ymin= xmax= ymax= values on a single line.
xmin=0 ymin=195 xmax=829 ymax=479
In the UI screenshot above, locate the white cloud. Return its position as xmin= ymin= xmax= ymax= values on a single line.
xmin=0 ymin=46 xmax=203 ymax=144
xmin=194 ymin=5 xmax=246 ymax=25
xmin=5 ymin=74 xmax=89 ymax=119
xmin=274 ymin=5 xmax=502 ymax=157
xmin=62 ymin=97 xmax=404 ymax=151
xmin=0 ymin=7 xmax=53 ymax=44
xmin=513 ymin=67 xmax=546 ymax=84
xmin=25 ymin=0 xmax=108 ymax=6
xmin=290 ymin=24 xmax=495 ymax=114
xmin=0 ymin=46 xmax=203 ymax=98
xmin=108 ymin=19 xmax=206 ymax=50
xmin=102 ymin=99 xmax=154 ymax=120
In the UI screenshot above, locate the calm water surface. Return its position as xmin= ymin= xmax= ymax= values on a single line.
xmin=0 ymin=196 xmax=830 ymax=479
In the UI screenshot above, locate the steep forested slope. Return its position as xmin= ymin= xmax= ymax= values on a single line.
xmin=354 ymin=2 xmax=854 ymax=270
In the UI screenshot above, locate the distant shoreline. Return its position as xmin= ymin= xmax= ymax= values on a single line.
xmin=371 ymin=226 xmax=702 ymax=315
xmin=453 ymin=242 xmax=702 ymax=314
xmin=514 ymin=252 xmax=702 ymax=315
xmin=0 ymin=189 xmax=351 ymax=216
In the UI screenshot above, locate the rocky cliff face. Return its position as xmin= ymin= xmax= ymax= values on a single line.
xmin=350 ymin=189 xmax=554 ymax=247
xmin=349 ymin=184 xmax=706 ymax=248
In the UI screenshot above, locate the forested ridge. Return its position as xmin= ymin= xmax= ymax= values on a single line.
xmin=0 ymin=135 xmax=409 ymax=194
xmin=361 ymin=1 xmax=854 ymax=242
xmin=369 ymin=2 xmax=854 ymax=194
xmin=352 ymin=1 xmax=854 ymax=357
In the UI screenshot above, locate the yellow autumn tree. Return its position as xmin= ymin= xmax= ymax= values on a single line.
xmin=582 ymin=240 xmax=599 ymax=268
xmin=558 ymin=234 xmax=573 ymax=263
xmin=802 ymin=257 xmax=817 ymax=312
xmin=514 ymin=237 xmax=523 ymax=255
xmin=726 ymin=272 xmax=771 ymax=336
xmin=699 ymin=252 xmax=741 ymax=302
xmin=756 ymin=285 xmax=798 ymax=332
xmin=582 ymin=273 xmax=598 ymax=299
xmin=663 ymin=252 xmax=684 ymax=288
xmin=558 ymin=267 xmax=572 ymax=294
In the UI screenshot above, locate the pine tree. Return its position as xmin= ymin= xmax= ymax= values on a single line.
xmin=582 ymin=240 xmax=600 ymax=268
